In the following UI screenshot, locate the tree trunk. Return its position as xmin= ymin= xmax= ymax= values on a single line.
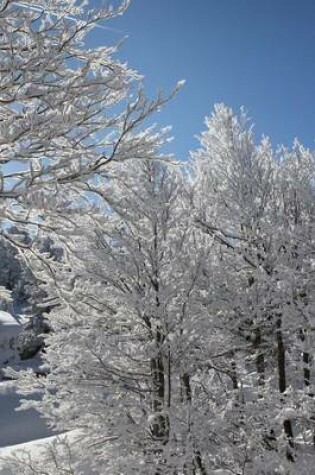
xmin=181 ymin=373 xmax=207 ymax=475
xmin=303 ymin=350 xmax=311 ymax=387
xmin=253 ymin=327 xmax=265 ymax=390
xmin=299 ymin=329 xmax=315 ymax=445
xmin=150 ymin=326 xmax=169 ymax=444
xmin=231 ymin=359 xmax=238 ymax=391
xmin=181 ymin=372 xmax=192 ymax=402
xmin=193 ymin=450 xmax=207 ymax=475
xmin=276 ymin=316 xmax=294 ymax=461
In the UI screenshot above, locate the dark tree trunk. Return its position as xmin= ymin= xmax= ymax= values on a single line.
xmin=247 ymin=276 xmax=265 ymax=390
xmin=303 ymin=350 xmax=311 ymax=387
xmin=150 ymin=332 xmax=169 ymax=443
xmin=253 ymin=327 xmax=265 ymax=389
xmin=231 ymin=359 xmax=238 ymax=391
xmin=193 ymin=450 xmax=207 ymax=475
xmin=181 ymin=372 xmax=192 ymax=402
xmin=276 ymin=316 xmax=294 ymax=461
xmin=300 ymin=330 xmax=311 ymax=388
xmin=299 ymin=329 xmax=315 ymax=445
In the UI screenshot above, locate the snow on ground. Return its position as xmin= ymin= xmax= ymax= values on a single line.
xmin=0 ymin=311 xmax=19 ymax=327
xmin=0 ymin=431 xmax=87 ymax=475
xmin=0 ymin=380 xmax=54 ymax=448
xmin=0 ymin=434 xmax=58 ymax=467
xmin=0 ymin=311 xmax=20 ymax=370
xmin=0 ymin=431 xmax=230 ymax=475
xmin=0 ymin=431 xmax=82 ymax=475
xmin=0 ymin=309 xmax=55 ymax=456
xmin=0 ymin=306 xmax=73 ymax=472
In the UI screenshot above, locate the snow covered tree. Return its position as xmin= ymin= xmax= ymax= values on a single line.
xmin=15 ymin=157 xmax=217 ymax=474
xmin=6 ymin=79 xmax=315 ymax=475
xmin=13 ymin=102 xmax=315 ymax=474
xmin=0 ymin=1 xmax=189 ymax=471
xmin=4 ymin=6 xmax=314 ymax=469
xmin=190 ymin=104 xmax=315 ymax=473
xmin=0 ymin=0 xmax=181 ymax=247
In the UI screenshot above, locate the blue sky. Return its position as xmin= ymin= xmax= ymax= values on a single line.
xmin=93 ymin=0 xmax=315 ymax=159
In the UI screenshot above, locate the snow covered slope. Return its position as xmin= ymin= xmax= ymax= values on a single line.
xmin=0 ymin=381 xmax=53 ymax=448
xmin=0 ymin=310 xmax=55 ymax=465
xmin=0 ymin=434 xmax=59 ymax=474
xmin=0 ymin=431 xmax=87 ymax=475
xmin=0 ymin=311 xmax=20 ymax=369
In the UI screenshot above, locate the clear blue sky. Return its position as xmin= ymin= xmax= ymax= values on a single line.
xmin=92 ymin=0 xmax=315 ymax=159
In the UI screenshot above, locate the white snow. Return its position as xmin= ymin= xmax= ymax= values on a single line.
xmin=0 ymin=311 xmax=19 ymax=327
xmin=0 ymin=381 xmax=54 ymax=448
xmin=0 ymin=310 xmax=20 ymax=350
xmin=0 ymin=311 xmax=20 ymax=370
xmin=0 ymin=310 xmax=55 ymax=461
xmin=0 ymin=431 xmax=84 ymax=474
xmin=0 ymin=433 xmax=58 ymax=461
